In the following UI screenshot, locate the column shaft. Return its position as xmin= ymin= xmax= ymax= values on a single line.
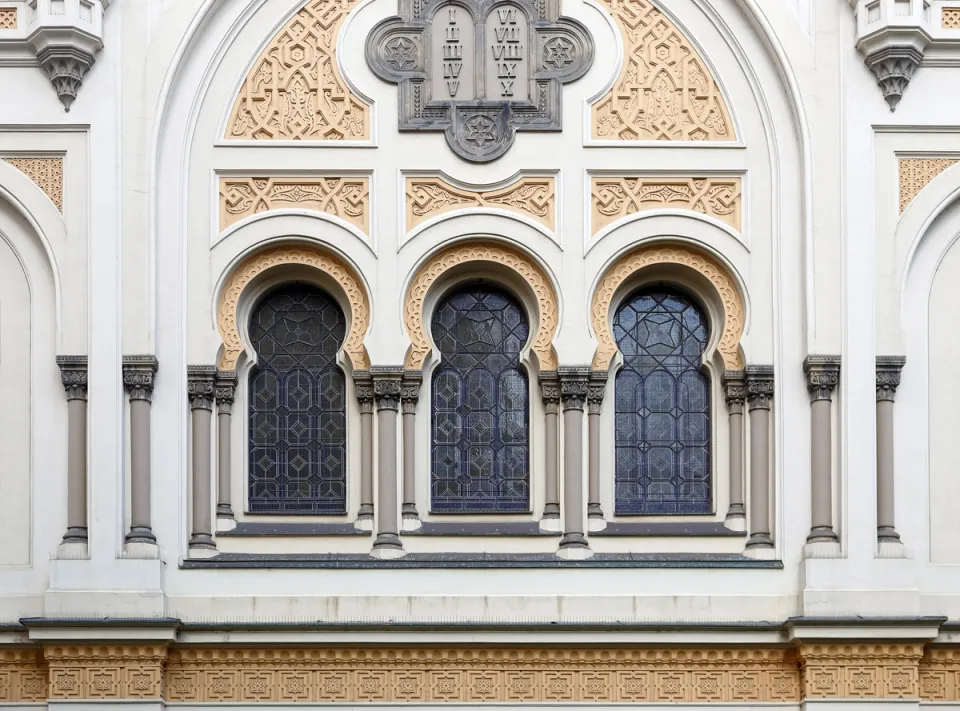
xmin=876 ymin=356 xmax=905 ymax=547
xmin=123 ymin=356 xmax=158 ymax=546
xmin=355 ymin=372 xmax=374 ymax=527
xmin=372 ymin=369 xmax=404 ymax=557
xmin=587 ymin=371 xmax=606 ymax=524
xmin=746 ymin=366 xmax=774 ymax=552
xmin=401 ymin=372 xmax=421 ymax=522
xmin=539 ymin=372 xmax=560 ymax=524
xmin=215 ymin=372 xmax=237 ymax=521
xmin=722 ymin=370 xmax=745 ymax=528
xmin=58 ymin=356 xmax=89 ymax=545
xmin=188 ymin=366 xmax=216 ymax=553
xmin=558 ymin=368 xmax=590 ymax=558
xmin=804 ymin=356 xmax=840 ymax=546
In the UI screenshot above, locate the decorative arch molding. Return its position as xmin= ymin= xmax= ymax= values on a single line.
xmin=217 ymin=244 xmax=371 ymax=371
xmin=404 ymin=241 xmax=559 ymax=371
xmin=590 ymin=243 xmax=745 ymax=371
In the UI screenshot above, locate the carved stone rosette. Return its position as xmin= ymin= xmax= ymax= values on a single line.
xmin=57 ymin=355 xmax=88 ymax=401
xmin=876 ymin=356 xmax=906 ymax=402
xmin=122 ymin=355 xmax=159 ymax=402
xmin=187 ymin=366 xmax=217 ymax=411
xmin=803 ymin=356 xmax=841 ymax=403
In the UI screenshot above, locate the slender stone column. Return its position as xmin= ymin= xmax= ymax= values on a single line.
xmin=187 ymin=366 xmax=217 ymax=556
xmin=372 ymin=368 xmax=404 ymax=558
xmin=538 ymin=371 xmax=560 ymax=530
xmin=876 ymin=356 xmax=906 ymax=553
xmin=57 ymin=356 xmax=88 ymax=549
xmin=214 ymin=371 xmax=237 ymax=527
xmin=122 ymin=356 xmax=159 ymax=547
xmin=587 ymin=371 xmax=607 ymax=530
xmin=745 ymin=365 xmax=775 ymax=556
xmin=558 ymin=367 xmax=591 ymax=559
xmin=803 ymin=356 xmax=841 ymax=551
xmin=401 ymin=371 xmax=422 ymax=529
xmin=354 ymin=370 xmax=375 ymax=530
xmin=721 ymin=370 xmax=746 ymax=531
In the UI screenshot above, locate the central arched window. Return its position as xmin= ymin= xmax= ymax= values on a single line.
xmin=247 ymin=284 xmax=347 ymax=513
xmin=614 ymin=289 xmax=711 ymax=514
xmin=430 ymin=285 xmax=530 ymax=512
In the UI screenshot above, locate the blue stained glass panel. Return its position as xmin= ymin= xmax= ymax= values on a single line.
xmin=430 ymin=286 xmax=530 ymax=512
xmin=613 ymin=290 xmax=711 ymax=514
xmin=247 ymin=284 xmax=347 ymax=513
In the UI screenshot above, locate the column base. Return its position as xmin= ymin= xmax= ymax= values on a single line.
xmin=539 ymin=517 xmax=561 ymax=533
xmin=744 ymin=533 xmax=776 ymax=559
xmin=125 ymin=525 xmax=156 ymax=544
xmin=723 ymin=514 xmax=746 ymax=532
xmin=557 ymin=533 xmax=593 ymax=559
xmin=806 ymin=525 xmax=839 ymax=544
xmin=879 ymin=538 xmax=908 ymax=558
xmin=804 ymin=539 xmax=842 ymax=559
xmin=216 ymin=515 xmax=237 ymax=532
xmin=371 ymin=533 xmax=406 ymax=559
xmin=355 ymin=506 xmax=374 ymax=531
xmin=401 ymin=516 xmax=422 ymax=532
xmin=55 ymin=539 xmax=89 ymax=560
xmin=188 ymin=533 xmax=217 ymax=558
xmin=187 ymin=545 xmax=219 ymax=560
xmin=216 ymin=503 xmax=235 ymax=518
xmin=122 ymin=540 xmax=160 ymax=560
xmin=588 ymin=517 xmax=607 ymax=532
xmin=61 ymin=525 xmax=88 ymax=543
xmin=587 ymin=502 xmax=604 ymax=518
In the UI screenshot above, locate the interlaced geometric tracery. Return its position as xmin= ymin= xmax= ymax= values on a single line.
xmin=430 ymin=287 xmax=530 ymax=512
xmin=248 ymin=285 xmax=347 ymax=513
xmin=614 ymin=289 xmax=711 ymax=514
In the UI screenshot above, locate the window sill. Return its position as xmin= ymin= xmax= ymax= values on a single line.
xmin=218 ymin=522 xmax=370 ymax=537
xmin=402 ymin=521 xmax=559 ymax=536
xmin=590 ymin=522 xmax=746 ymax=537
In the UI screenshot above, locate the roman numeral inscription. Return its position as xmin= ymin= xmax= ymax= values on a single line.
xmin=431 ymin=6 xmax=474 ymax=100
xmin=485 ymin=4 xmax=527 ymax=101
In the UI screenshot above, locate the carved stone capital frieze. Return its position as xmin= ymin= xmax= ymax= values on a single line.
xmin=721 ymin=369 xmax=745 ymax=415
xmin=56 ymin=355 xmax=88 ymax=401
xmin=122 ymin=355 xmax=159 ymax=403
xmin=401 ymin=371 xmax=422 ymax=414
xmin=798 ymin=642 xmax=924 ymax=699
xmin=215 ymin=371 xmax=238 ymax=415
xmin=876 ymin=356 xmax=906 ymax=402
xmin=373 ymin=367 xmax=404 ymax=411
xmin=539 ymin=371 xmax=560 ymax=415
xmin=587 ymin=371 xmax=608 ymax=415
xmin=803 ymin=356 xmax=841 ymax=403
xmin=354 ymin=370 xmax=375 ymax=415
xmin=746 ymin=365 xmax=775 ymax=411
xmin=558 ymin=367 xmax=590 ymax=411
xmin=187 ymin=366 xmax=217 ymax=411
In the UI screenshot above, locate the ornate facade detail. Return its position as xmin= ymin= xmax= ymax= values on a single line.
xmin=163 ymin=647 xmax=800 ymax=703
xmin=122 ymin=356 xmax=159 ymax=403
xmin=590 ymin=244 xmax=744 ymax=371
xmin=354 ymin=370 xmax=375 ymax=415
xmin=225 ymin=0 xmax=369 ymax=141
xmin=591 ymin=177 xmax=741 ymax=233
xmin=36 ymin=47 xmax=97 ymax=112
xmin=0 ymin=8 xmax=16 ymax=29
xmin=899 ymin=157 xmax=958 ymax=213
xmin=864 ymin=47 xmax=923 ymax=112
xmin=944 ymin=7 xmax=960 ymax=28
xmin=45 ymin=644 xmax=167 ymax=700
xmin=722 ymin=369 xmax=745 ymax=416
xmin=920 ymin=647 xmax=960 ymax=700
xmin=539 ymin=371 xmax=561 ymax=415
xmin=406 ymin=176 xmax=555 ymax=231
xmin=587 ymin=370 xmax=607 ymax=415
xmin=373 ymin=368 xmax=404 ymax=411
xmin=746 ymin=366 xmax=775 ymax=411
xmin=403 ymin=241 xmax=559 ymax=371
xmin=217 ymin=245 xmax=371 ymax=371
xmin=215 ymin=370 xmax=237 ymax=415
xmin=0 ymin=648 xmax=46 ymax=702
xmin=401 ymin=371 xmax=422 ymax=415
xmin=57 ymin=355 xmax=88 ymax=401
xmin=219 ymin=177 xmax=369 ymax=233
xmin=4 ymin=157 xmax=63 ymax=212
xmin=559 ymin=368 xmax=590 ymax=411
xmin=187 ymin=366 xmax=217 ymax=411
xmin=876 ymin=355 xmax=906 ymax=402
xmin=803 ymin=356 xmax=841 ymax=403
xmin=798 ymin=643 xmax=923 ymax=699
xmin=591 ymin=0 xmax=733 ymax=142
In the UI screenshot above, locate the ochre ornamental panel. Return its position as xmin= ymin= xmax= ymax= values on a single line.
xmin=226 ymin=0 xmax=369 ymax=140
xmin=798 ymin=643 xmax=923 ymax=700
xmin=591 ymin=177 xmax=741 ymax=233
xmin=591 ymin=0 xmax=733 ymax=141
xmin=943 ymin=7 xmax=960 ymax=28
xmin=920 ymin=647 xmax=960 ymax=700
xmin=219 ymin=177 xmax=370 ymax=233
xmin=4 ymin=157 xmax=63 ymax=212
xmin=899 ymin=157 xmax=958 ymax=213
xmin=45 ymin=644 xmax=167 ymax=701
xmin=0 ymin=8 xmax=16 ymax=29
xmin=406 ymin=176 xmax=555 ymax=231
xmin=0 ymin=649 xmax=47 ymax=702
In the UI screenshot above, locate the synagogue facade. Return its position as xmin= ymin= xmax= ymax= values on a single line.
xmin=1 ymin=0 xmax=960 ymax=707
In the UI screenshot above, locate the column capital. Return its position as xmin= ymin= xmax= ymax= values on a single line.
xmin=215 ymin=370 xmax=237 ymax=415
xmin=122 ymin=355 xmax=159 ymax=402
xmin=876 ymin=355 xmax=906 ymax=402
xmin=746 ymin=365 xmax=775 ymax=411
xmin=538 ymin=371 xmax=560 ymax=414
xmin=587 ymin=371 xmax=608 ymax=415
xmin=401 ymin=370 xmax=422 ymax=415
xmin=56 ymin=355 xmax=88 ymax=401
xmin=558 ymin=366 xmax=590 ymax=411
xmin=372 ymin=367 xmax=404 ymax=411
xmin=354 ymin=370 xmax=375 ymax=414
xmin=187 ymin=365 xmax=217 ymax=411
xmin=803 ymin=355 xmax=841 ymax=402
xmin=721 ymin=369 xmax=746 ymax=415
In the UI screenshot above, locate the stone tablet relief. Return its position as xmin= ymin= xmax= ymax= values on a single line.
xmin=484 ymin=5 xmax=528 ymax=102
xmin=431 ymin=6 xmax=475 ymax=101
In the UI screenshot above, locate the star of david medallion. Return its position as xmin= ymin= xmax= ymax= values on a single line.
xmin=366 ymin=0 xmax=593 ymax=161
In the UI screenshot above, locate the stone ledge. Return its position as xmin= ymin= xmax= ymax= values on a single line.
xmin=590 ymin=522 xmax=747 ymax=537
xmin=401 ymin=521 xmax=559 ymax=536
xmin=217 ymin=522 xmax=369 ymax=537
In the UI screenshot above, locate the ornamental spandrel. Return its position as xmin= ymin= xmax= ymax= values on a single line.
xmin=366 ymin=0 xmax=593 ymax=161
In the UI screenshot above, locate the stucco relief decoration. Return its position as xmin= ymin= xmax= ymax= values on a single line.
xmin=898 ymin=157 xmax=958 ymax=213
xmin=591 ymin=177 xmax=741 ymax=233
xmin=219 ymin=177 xmax=370 ymax=233
xmin=218 ymin=245 xmax=371 ymax=371
xmin=591 ymin=243 xmax=744 ymax=371
xmin=943 ymin=8 xmax=960 ymax=28
xmin=0 ymin=649 xmax=46 ymax=702
xmin=406 ymin=175 xmax=555 ymax=230
xmin=365 ymin=0 xmax=593 ymax=161
xmin=920 ymin=648 xmax=960 ymax=700
xmin=798 ymin=643 xmax=923 ymax=699
xmin=44 ymin=645 xmax=167 ymax=700
xmin=0 ymin=8 xmax=16 ymax=29
xmin=591 ymin=0 xmax=733 ymax=141
xmin=3 ymin=156 xmax=63 ymax=212
xmin=226 ymin=0 xmax=369 ymax=140
xmin=404 ymin=242 xmax=558 ymax=370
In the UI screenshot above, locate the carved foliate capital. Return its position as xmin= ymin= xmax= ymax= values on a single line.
xmin=373 ymin=367 xmax=404 ymax=411
xmin=122 ymin=355 xmax=159 ymax=403
xmin=401 ymin=371 xmax=422 ymax=414
xmin=538 ymin=371 xmax=560 ymax=414
xmin=587 ymin=371 xmax=608 ymax=415
xmin=187 ymin=366 xmax=217 ymax=411
xmin=746 ymin=365 xmax=775 ymax=411
xmin=56 ymin=355 xmax=88 ymax=401
xmin=558 ymin=367 xmax=590 ymax=411
xmin=215 ymin=370 xmax=237 ymax=415
xmin=876 ymin=356 xmax=906 ymax=402
xmin=803 ymin=356 xmax=841 ymax=402
xmin=354 ymin=370 xmax=375 ymax=414
xmin=721 ymin=369 xmax=745 ymax=415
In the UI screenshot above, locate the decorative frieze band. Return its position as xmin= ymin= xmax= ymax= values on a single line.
xmin=798 ymin=643 xmax=923 ymax=700
xmin=920 ymin=647 xmax=960 ymax=700
xmin=899 ymin=157 xmax=958 ymax=213
xmin=591 ymin=177 xmax=741 ymax=233
xmin=219 ymin=177 xmax=369 ymax=233
xmin=3 ymin=157 xmax=63 ymax=212
xmin=45 ymin=644 xmax=167 ymax=700
xmin=406 ymin=176 xmax=555 ymax=232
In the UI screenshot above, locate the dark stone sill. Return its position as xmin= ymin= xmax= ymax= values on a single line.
xmin=591 ymin=522 xmax=746 ymax=537
xmin=219 ymin=523 xmax=369 ymax=537
xmin=402 ymin=521 xmax=558 ymax=536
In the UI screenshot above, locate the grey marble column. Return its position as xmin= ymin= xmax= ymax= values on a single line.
xmin=214 ymin=371 xmax=237 ymax=524
xmin=587 ymin=371 xmax=607 ymax=527
xmin=401 ymin=371 xmax=421 ymax=526
xmin=745 ymin=365 xmax=775 ymax=554
xmin=558 ymin=367 xmax=591 ymax=559
xmin=57 ymin=356 xmax=88 ymax=545
xmin=187 ymin=366 xmax=217 ymax=554
xmin=876 ymin=356 xmax=906 ymax=548
xmin=803 ymin=356 xmax=841 ymax=547
xmin=721 ymin=370 xmax=746 ymax=530
xmin=354 ymin=370 xmax=375 ymax=529
xmin=372 ymin=368 xmax=404 ymax=557
xmin=538 ymin=371 xmax=560 ymax=528
xmin=122 ymin=356 xmax=158 ymax=545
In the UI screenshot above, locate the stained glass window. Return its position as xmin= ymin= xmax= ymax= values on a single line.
xmin=430 ymin=286 xmax=530 ymax=512
xmin=614 ymin=289 xmax=711 ymax=514
xmin=247 ymin=284 xmax=347 ymax=513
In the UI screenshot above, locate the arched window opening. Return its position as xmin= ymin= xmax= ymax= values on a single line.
xmin=430 ymin=285 xmax=530 ymax=512
xmin=248 ymin=284 xmax=347 ymax=513
xmin=614 ymin=288 xmax=711 ymax=514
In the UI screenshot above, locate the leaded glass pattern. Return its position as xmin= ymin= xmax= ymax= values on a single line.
xmin=248 ymin=284 xmax=347 ymax=513
xmin=430 ymin=286 xmax=530 ymax=512
xmin=614 ymin=289 xmax=711 ymax=514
